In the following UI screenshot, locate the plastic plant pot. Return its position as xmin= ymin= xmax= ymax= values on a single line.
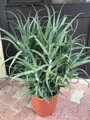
xmin=32 ymin=94 xmax=58 ymax=117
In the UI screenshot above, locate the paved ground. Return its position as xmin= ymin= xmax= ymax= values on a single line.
xmin=0 ymin=78 xmax=90 ymax=120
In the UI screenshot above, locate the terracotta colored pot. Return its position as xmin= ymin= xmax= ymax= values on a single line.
xmin=32 ymin=94 xmax=58 ymax=116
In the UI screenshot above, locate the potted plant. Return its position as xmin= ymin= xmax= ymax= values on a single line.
xmin=0 ymin=5 xmax=90 ymax=116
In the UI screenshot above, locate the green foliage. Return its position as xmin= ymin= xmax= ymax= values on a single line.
xmin=0 ymin=5 xmax=90 ymax=100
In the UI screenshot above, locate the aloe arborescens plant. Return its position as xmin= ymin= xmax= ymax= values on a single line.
xmin=0 ymin=5 xmax=90 ymax=116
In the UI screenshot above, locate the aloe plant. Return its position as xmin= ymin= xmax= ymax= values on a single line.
xmin=0 ymin=5 xmax=90 ymax=100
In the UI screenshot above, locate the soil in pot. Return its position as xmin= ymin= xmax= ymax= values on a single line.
xmin=32 ymin=94 xmax=58 ymax=117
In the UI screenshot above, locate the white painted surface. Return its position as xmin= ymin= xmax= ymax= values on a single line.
xmin=86 ymin=0 xmax=90 ymax=2
xmin=71 ymin=79 xmax=90 ymax=86
xmin=52 ymin=0 xmax=86 ymax=3
xmin=70 ymin=90 xmax=84 ymax=104
xmin=0 ymin=34 xmax=6 ymax=78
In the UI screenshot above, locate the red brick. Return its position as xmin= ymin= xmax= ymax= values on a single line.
xmin=9 ymin=80 xmax=19 ymax=87
xmin=78 ymin=94 xmax=90 ymax=114
xmin=0 ymin=92 xmax=30 ymax=112
xmin=0 ymin=78 xmax=10 ymax=88
xmin=5 ymin=85 xmax=20 ymax=96
xmin=60 ymin=106 xmax=80 ymax=120
xmin=34 ymin=116 xmax=45 ymax=120
xmin=0 ymin=93 xmax=11 ymax=102
xmin=59 ymin=95 xmax=78 ymax=112
xmin=77 ymin=94 xmax=90 ymax=120
xmin=8 ymin=100 xmax=22 ymax=113
xmin=0 ymin=78 xmax=90 ymax=120
xmin=0 ymin=93 xmax=22 ymax=112
xmin=23 ymin=109 xmax=36 ymax=120
xmin=0 ymin=93 xmax=13 ymax=103
xmin=85 ymin=87 xmax=90 ymax=95
xmin=71 ymin=83 xmax=88 ymax=91
xmin=53 ymin=94 xmax=78 ymax=119
xmin=52 ymin=103 xmax=63 ymax=120
xmin=0 ymin=117 xmax=7 ymax=120
xmin=77 ymin=98 xmax=89 ymax=120
xmin=0 ymin=90 xmax=5 ymax=97
xmin=1 ymin=80 xmax=23 ymax=96
xmin=13 ymin=107 xmax=33 ymax=120
xmin=0 ymin=83 xmax=20 ymax=97
xmin=82 ymin=95 xmax=90 ymax=107
xmin=21 ymin=96 xmax=30 ymax=107
xmin=9 ymin=80 xmax=24 ymax=88
xmin=58 ymin=94 xmax=70 ymax=106
xmin=87 ymin=111 xmax=90 ymax=120
xmin=60 ymin=87 xmax=72 ymax=97
xmin=0 ymin=103 xmax=16 ymax=120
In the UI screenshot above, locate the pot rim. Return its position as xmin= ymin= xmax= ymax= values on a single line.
xmin=32 ymin=93 xmax=58 ymax=101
